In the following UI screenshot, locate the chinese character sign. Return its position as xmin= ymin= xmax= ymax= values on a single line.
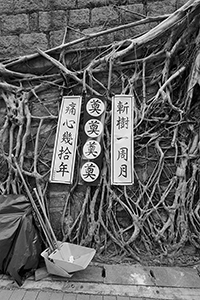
xmin=80 ymin=95 xmax=106 ymax=186
xmin=50 ymin=96 xmax=82 ymax=184
xmin=111 ymin=95 xmax=134 ymax=185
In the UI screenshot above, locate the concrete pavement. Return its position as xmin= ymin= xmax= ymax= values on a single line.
xmin=0 ymin=289 xmax=132 ymax=300
xmin=1 ymin=262 xmax=200 ymax=300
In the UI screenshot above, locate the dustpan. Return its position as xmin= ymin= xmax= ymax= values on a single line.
xmin=48 ymin=242 xmax=96 ymax=273
xmin=14 ymin=160 xmax=93 ymax=276
xmin=41 ymin=248 xmax=73 ymax=278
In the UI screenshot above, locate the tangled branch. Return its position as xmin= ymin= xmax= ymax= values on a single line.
xmin=1 ymin=0 xmax=200 ymax=265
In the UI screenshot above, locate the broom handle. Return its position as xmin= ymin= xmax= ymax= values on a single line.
xmin=13 ymin=156 xmax=55 ymax=251
xmin=33 ymin=188 xmax=61 ymax=251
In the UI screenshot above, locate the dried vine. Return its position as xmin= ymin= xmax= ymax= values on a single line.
xmin=1 ymin=0 xmax=200 ymax=265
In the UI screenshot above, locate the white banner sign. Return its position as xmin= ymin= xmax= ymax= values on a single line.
xmin=79 ymin=95 xmax=106 ymax=185
xmin=111 ymin=95 xmax=134 ymax=185
xmin=50 ymin=96 xmax=82 ymax=184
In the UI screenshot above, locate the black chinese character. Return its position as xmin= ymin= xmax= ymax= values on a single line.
xmin=58 ymin=146 xmax=72 ymax=160
xmin=88 ymin=99 xmax=102 ymax=115
xmin=116 ymin=116 xmax=129 ymax=129
xmin=85 ymin=141 xmax=98 ymax=158
xmin=117 ymin=147 xmax=128 ymax=161
xmin=63 ymin=119 xmax=76 ymax=128
xmin=61 ymin=131 xmax=73 ymax=145
xmin=118 ymin=164 xmax=128 ymax=178
xmin=117 ymin=101 xmax=129 ymax=114
xmin=65 ymin=102 xmax=76 ymax=115
xmin=87 ymin=120 xmax=101 ymax=136
xmin=56 ymin=162 xmax=69 ymax=176
xmin=82 ymin=163 xmax=97 ymax=180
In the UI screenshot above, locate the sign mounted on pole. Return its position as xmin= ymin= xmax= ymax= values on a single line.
xmin=79 ymin=95 xmax=106 ymax=186
xmin=50 ymin=95 xmax=82 ymax=184
xmin=111 ymin=95 xmax=134 ymax=185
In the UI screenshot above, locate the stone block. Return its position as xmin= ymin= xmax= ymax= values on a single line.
xmin=176 ymin=0 xmax=189 ymax=9
xmin=49 ymin=29 xmax=66 ymax=48
xmin=0 ymin=99 xmax=6 ymax=128
xmin=82 ymin=26 xmax=115 ymax=47
xmin=68 ymin=8 xmax=90 ymax=29
xmin=83 ymin=24 xmax=123 ymax=44
xmin=113 ymin=29 xmax=126 ymax=42
xmin=50 ymin=0 xmax=76 ymax=10
xmin=129 ymin=0 xmax=143 ymax=3
xmin=39 ymin=12 xmax=51 ymax=31
xmin=0 ymin=35 xmax=19 ymax=58
xmin=123 ymin=22 xmax=156 ymax=39
xmin=49 ymin=182 xmax=72 ymax=193
xmin=48 ymin=191 xmax=69 ymax=209
xmin=91 ymin=6 xmax=120 ymax=27
xmin=49 ymin=210 xmax=63 ymax=239
xmin=13 ymin=0 xmax=48 ymax=13
xmin=29 ymin=12 xmax=38 ymax=32
xmin=147 ymin=0 xmax=176 ymax=16
xmin=19 ymin=32 xmax=48 ymax=55
xmin=39 ymin=11 xmax=67 ymax=31
xmin=66 ymin=28 xmax=87 ymax=48
xmin=0 ymin=0 xmax=14 ymax=14
xmin=77 ymin=0 xmax=109 ymax=8
xmin=1 ymin=14 xmax=29 ymax=35
xmin=49 ymin=187 xmax=87 ymax=213
xmin=51 ymin=10 xmax=68 ymax=29
xmin=119 ymin=4 xmax=144 ymax=23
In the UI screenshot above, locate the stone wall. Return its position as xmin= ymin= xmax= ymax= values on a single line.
xmin=0 ymin=0 xmax=188 ymax=60
xmin=0 ymin=0 xmax=189 ymax=239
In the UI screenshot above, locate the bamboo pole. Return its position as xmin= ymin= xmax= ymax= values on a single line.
xmin=13 ymin=156 xmax=55 ymax=252
xmin=33 ymin=188 xmax=61 ymax=251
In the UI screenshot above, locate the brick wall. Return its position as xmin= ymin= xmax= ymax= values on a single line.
xmin=0 ymin=0 xmax=188 ymax=60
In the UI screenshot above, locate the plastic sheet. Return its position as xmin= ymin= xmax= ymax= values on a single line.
xmin=0 ymin=194 xmax=41 ymax=286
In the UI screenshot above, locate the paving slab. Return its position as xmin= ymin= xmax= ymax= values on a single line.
xmin=1 ymin=264 xmax=200 ymax=300
xmin=0 ymin=289 xmax=13 ymax=300
xmin=49 ymin=291 xmax=64 ymax=300
xmin=36 ymin=265 xmax=104 ymax=284
xmin=23 ymin=290 xmax=39 ymax=300
xmin=68 ymin=265 xmax=104 ymax=283
xmin=76 ymin=294 xmax=91 ymax=300
xmin=35 ymin=267 xmax=49 ymax=281
xmin=148 ymin=266 xmax=200 ymax=288
xmin=62 ymin=294 xmax=77 ymax=300
xmin=36 ymin=290 xmax=52 ymax=300
xmin=103 ymin=263 xmax=200 ymax=289
xmin=90 ymin=295 xmax=103 ymax=300
xmin=104 ymin=265 xmax=154 ymax=285
xmin=62 ymin=281 xmax=200 ymax=299
xmin=9 ymin=289 xmax=26 ymax=300
xmin=103 ymin=296 xmax=117 ymax=300
xmin=22 ymin=279 xmax=65 ymax=291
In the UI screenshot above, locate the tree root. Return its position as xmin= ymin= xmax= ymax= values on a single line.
xmin=1 ymin=0 xmax=200 ymax=265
